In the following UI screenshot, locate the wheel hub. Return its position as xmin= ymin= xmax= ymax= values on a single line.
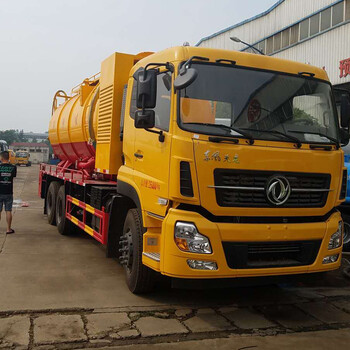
xmin=119 ymin=229 xmax=133 ymax=268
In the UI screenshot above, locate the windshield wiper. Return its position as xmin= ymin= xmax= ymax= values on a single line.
xmin=287 ymin=130 xmax=340 ymax=149
xmin=241 ymin=128 xmax=302 ymax=148
xmin=208 ymin=136 xmax=239 ymax=144
xmin=185 ymin=123 xmax=254 ymax=144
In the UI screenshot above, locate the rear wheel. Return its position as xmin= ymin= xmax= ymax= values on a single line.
xmin=119 ymin=209 xmax=155 ymax=294
xmin=46 ymin=181 xmax=60 ymax=225
xmin=56 ymin=185 xmax=73 ymax=235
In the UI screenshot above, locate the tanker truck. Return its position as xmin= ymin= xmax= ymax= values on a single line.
xmin=39 ymin=46 xmax=350 ymax=293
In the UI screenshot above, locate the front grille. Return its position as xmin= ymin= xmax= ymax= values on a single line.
xmin=222 ymin=240 xmax=321 ymax=269
xmin=214 ymin=169 xmax=331 ymax=208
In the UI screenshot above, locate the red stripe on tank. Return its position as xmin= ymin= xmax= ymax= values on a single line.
xmin=51 ymin=141 xmax=95 ymax=164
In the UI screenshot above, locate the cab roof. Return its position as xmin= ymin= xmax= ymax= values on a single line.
xmin=131 ymin=46 xmax=329 ymax=82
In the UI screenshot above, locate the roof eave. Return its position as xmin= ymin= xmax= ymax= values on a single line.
xmin=195 ymin=0 xmax=285 ymax=46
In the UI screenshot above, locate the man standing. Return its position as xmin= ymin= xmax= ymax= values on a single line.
xmin=0 ymin=151 xmax=16 ymax=234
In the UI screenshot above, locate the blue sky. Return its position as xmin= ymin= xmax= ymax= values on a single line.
xmin=0 ymin=0 xmax=277 ymax=131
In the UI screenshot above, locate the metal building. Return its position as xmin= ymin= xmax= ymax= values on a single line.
xmin=10 ymin=142 xmax=49 ymax=164
xmin=197 ymin=0 xmax=350 ymax=90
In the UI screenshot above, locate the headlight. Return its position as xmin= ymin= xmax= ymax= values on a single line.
xmin=174 ymin=222 xmax=212 ymax=254
xmin=328 ymin=221 xmax=343 ymax=250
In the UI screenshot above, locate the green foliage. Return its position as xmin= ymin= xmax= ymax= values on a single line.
xmin=18 ymin=130 xmax=25 ymax=142
xmin=43 ymin=138 xmax=53 ymax=155
xmin=0 ymin=129 xmax=45 ymax=147
xmin=0 ymin=129 xmax=20 ymax=145
xmin=293 ymin=108 xmax=319 ymax=124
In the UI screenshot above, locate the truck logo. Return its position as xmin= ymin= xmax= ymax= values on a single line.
xmin=266 ymin=176 xmax=291 ymax=206
xmin=204 ymin=151 xmax=239 ymax=164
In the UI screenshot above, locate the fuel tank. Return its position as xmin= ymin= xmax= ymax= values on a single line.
xmin=48 ymin=77 xmax=99 ymax=170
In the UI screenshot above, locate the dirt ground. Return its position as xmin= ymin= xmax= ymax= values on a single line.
xmin=0 ymin=164 xmax=350 ymax=349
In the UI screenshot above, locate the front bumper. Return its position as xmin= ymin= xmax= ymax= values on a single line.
xmin=160 ymin=208 xmax=342 ymax=279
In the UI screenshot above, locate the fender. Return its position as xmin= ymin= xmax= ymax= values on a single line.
xmin=106 ymin=188 xmax=140 ymax=258
xmin=106 ymin=194 xmax=124 ymax=258
xmin=117 ymin=180 xmax=142 ymax=210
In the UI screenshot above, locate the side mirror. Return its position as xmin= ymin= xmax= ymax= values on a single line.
xmin=340 ymin=128 xmax=350 ymax=146
xmin=162 ymin=73 xmax=172 ymax=91
xmin=340 ymin=93 xmax=350 ymax=128
xmin=174 ymin=67 xmax=198 ymax=90
xmin=136 ymin=69 xmax=157 ymax=109
xmin=134 ymin=110 xmax=155 ymax=129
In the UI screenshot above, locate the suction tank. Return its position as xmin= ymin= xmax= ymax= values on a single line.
xmin=48 ymin=77 xmax=99 ymax=170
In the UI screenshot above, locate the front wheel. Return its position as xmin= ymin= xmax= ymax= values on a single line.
xmin=119 ymin=209 xmax=156 ymax=294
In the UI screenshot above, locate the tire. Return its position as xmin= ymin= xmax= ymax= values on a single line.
xmin=343 ymin=220 xmax=350 ymax=252
xmin=120 ymin=209 xmax=155 ymax=294
xmin=46 ymin=181 xmax=60 ymax=225
xmin=55 ymin=185 xmax=73 ymax=236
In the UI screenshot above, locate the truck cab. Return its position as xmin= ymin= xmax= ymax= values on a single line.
xmin=118 ymin=47 xmax=348 ymax=289
xmin=9 ymin=150 xmax=16 ymax=165
xmin=16 ymin=151 xmax=31 ymax=166
xmin=42 ymin=46 xmax=350 ymax=294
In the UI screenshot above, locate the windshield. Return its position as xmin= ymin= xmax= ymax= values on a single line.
xmin=16 ymin=152 xmax=27 ymax=157
xmin=179 ymin=63 xmax=339 ymax=144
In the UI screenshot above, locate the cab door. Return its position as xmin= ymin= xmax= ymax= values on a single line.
xmin=132 ymin=71 xmax=173 ymax=217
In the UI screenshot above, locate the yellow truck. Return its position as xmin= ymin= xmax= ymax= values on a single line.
xmin=39 ymin=46 xmax=350 ymax=293
xmin=0 ymin=142 xmax=15 ymax=165
xmin=15 ymin=151 xmax=31 ymax=166
xmin=9 ymin=150 xmax=16 ymax=165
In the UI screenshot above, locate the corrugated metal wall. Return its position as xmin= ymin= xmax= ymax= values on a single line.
xmin=273 ymin=24 xmax=350 ymax=85
xmin=198 ymin=0 xmax=350 ymax=85
xmin=199 ymin=0 xmax=333 ymax=50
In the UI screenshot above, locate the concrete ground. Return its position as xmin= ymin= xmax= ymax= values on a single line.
xmin=0 ymin=165 xmax=350 ymax=349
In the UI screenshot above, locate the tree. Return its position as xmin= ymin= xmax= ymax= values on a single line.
xmin=293 ymin=107 xmax=319 ymax=125
xmin=18 ymin=129 xmax=25 ymax=142
xmin=0 ymin=130 xmax=20 ymax=145
xmin=44 ymin=138 xmax=53 ymax=156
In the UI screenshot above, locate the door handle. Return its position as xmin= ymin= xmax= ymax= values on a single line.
xmin=134 ymin=152 xmax=143 ymax=159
